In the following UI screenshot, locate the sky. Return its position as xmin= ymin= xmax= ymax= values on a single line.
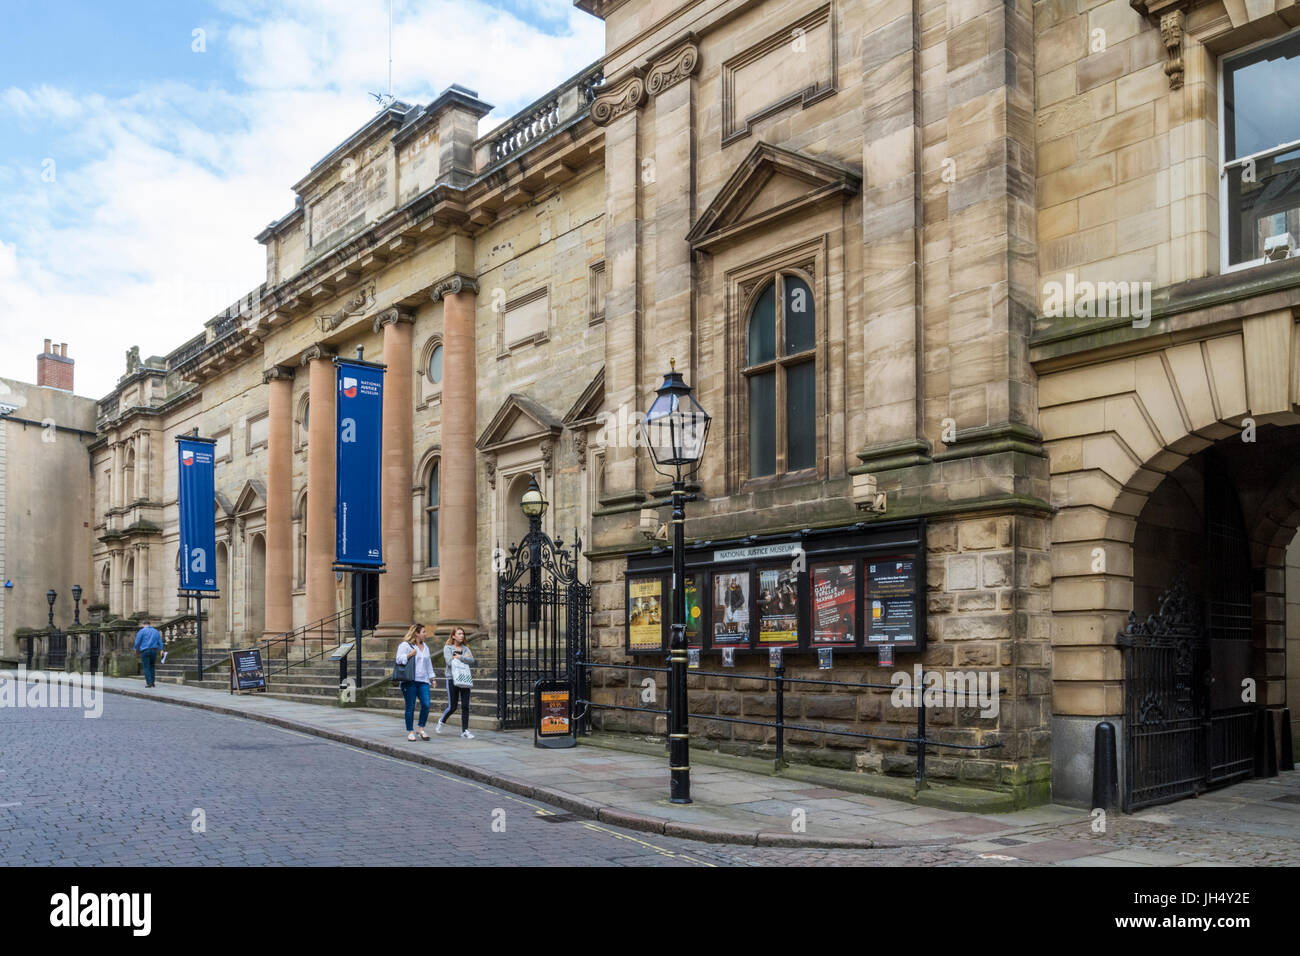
xmin=0 ymin=0 xmax=604 ymax=399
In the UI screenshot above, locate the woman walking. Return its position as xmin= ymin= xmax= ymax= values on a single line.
xmin=395 ymin=623 xmax=434 ymax=741
xmin=436 ymin=626 xmax=475 ymax=738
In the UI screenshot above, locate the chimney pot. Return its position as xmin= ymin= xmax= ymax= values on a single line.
xmin=43 ymin=338 xmax=51 ymax=354
xmin=60 ymin=343 xmax=67 ymax=356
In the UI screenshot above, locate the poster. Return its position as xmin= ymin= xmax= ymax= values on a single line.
xmin=628 ymin=578 xmax=663 ymax=650
xmin=684 ymin=574 xmax=703 ymax=646
xmin=756 ymin=567 xmax=799 ymax=646
xmin=229 ymin=649 xmax=266 ymax=693
xmin=177 ymin=437 xmax=218 ymax=591
xmin=335 ymin=358 xmax=385 ymax=567
xmin=538 ymin=689 xmax=571 ymax=736
xmin=812 ymin=563 xmax=855 ymax=645
xmin=712 ymin=572 xmax=750 ymax=645
xmin=866 ymin=557 xmax=918 ymax=645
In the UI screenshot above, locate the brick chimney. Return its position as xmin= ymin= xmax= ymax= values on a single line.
xmin=36 ymin=339 xmax=74 ymax=391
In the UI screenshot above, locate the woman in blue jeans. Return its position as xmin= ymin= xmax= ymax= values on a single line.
xmin=396 ymin=623 xmax=434 ymax=741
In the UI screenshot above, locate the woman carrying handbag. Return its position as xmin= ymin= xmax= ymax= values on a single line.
xmin=394 ymin=623 xmax=434 ymax=741
xmin=436 ymin=626 xmax=475 ymax=738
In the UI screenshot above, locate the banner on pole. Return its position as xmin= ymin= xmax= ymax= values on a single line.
xmin=177 ymin=436 xmax=218 ymax=591
xmin=335 ymin=358 xmax=385 ymax=568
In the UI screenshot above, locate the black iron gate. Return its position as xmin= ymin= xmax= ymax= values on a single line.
xmin=495 ymin=500 xmax=590 ymax=729
xmin=1203 ymin=461 xmax=1256 ymax=785
xmin=46 ymin=630 xmax=68 ymax=670
xmin=1118 ymin=576 xmax=1206 ymax=811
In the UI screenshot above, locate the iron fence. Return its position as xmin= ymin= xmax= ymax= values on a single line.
xmin=574 ymin=658 xmax=1004 ymax=792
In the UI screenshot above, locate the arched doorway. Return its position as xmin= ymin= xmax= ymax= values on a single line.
xmin=246 ymin=534 xmax=266 ymax=640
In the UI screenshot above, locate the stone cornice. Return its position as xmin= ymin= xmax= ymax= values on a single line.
xmin=645 ymin=39 xmax=699 ymax=96
xmin=372 ymin=306 xmax=416 ymax=334
xmin=591 ymin=68 xmax=646 ymax=126
xmin=262 ymin=365 xmax=296 ymax=384
xmin=431 ymin=274 xmax=480 ymax=301
xmin=300 ymin=344 xmax=336 ymax=366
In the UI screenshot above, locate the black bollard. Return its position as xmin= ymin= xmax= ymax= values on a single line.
xmin=1280 ymin=708 xmax=1295 ymax=773
xmin=1092 ymin=721 xmax=1119 ymax=812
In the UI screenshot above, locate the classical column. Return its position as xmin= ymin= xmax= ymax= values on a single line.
xmin=263 ymin=366 xmax=295 ymax=637
xmin=303 ymin=345 xmax=337 ymax=625
xmin=110 ymin=442 xmax=121 ymax=514
xmin=432 ymin=276 xmax=478 ymax=630
xmin=138 ymin=430 xmax=150 ymax=500
xmin=374 ymin=308 xmax=415 ymax=638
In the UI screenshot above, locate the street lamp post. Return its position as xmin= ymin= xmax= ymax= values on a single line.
xmin=640 ymin=360 xmax=711 ymax=805
xmin=46 ymin=588 xmax=57 ymax=629
xmin=71 ymin=584 xmax=82 ymax=626
xmin=520 ymin=474 xmax=548 ymax=629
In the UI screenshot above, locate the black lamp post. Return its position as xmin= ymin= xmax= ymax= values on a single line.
xmin=520 ymin=475 xmax=548 ymax=627
xmin=641 ymin=359 xmax=711 ymax=804
xmin=71 ymin=584 xmax=82 ymax=626
xmin=46 ymin=588 xmax=57 ymax=629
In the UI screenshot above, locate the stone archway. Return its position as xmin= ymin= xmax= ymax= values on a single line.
xmin=1039 ymin=308 xmax=1300 ymax=804
xmin=211 ymin=542 xmax=229 ymax=643
xmin=246 ymin=534 xmax=266 ymax=641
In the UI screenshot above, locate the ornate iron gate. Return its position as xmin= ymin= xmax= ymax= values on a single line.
xmin=1118 ymin=576 xmax=1206 ymax=811
xmin=496 ymin=510 xmax=590 ymax=730
xmin=46 ymin=630 xmax=68 ymax=670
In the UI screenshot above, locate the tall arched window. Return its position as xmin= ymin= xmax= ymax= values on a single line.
xmin=744 ymin=272 xmax=816 ymax=477
xmin=295 ymin=491 xmax=307 ymax=586
xmin=425 ymin=462 xmax=440 ymax=568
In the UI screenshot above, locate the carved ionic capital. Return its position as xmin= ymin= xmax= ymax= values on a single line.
xmin=371 ymin=306 xmax=415 ymax=334
xmin=431 ymin=274 xmax=480 ymax=302
xmin=1160 ymin=8 xmax=1186 ymax=91
xmin=300 ymin=344 xmax=335 ymax=366
xmin=591 ymin=69 xmax=646 ymax=126
xmin=262 ymin=365 xmax=296 ymax=384
xmin=646 ymin=43 xmax=699 ymax=96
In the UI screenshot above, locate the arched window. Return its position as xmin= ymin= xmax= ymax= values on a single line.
xmin=427 ymin=344 xmax=443 ymax=385
xmin=425 ymin=462 xmax=440 ymax=568
xmin=744 ymin=273 xmax=816 ymax=477
xmin=295 ymin=491 xmax=308 ymax=586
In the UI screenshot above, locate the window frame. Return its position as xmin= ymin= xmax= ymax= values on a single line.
xmin=738 ymin=265 xmax=819 ymax=484
xmin=1217 ymin=29 xmax=1300 ymax=273
xmin=424 ymin=458 xmax=441 ymax=570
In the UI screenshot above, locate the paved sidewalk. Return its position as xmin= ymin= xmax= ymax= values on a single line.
xmin=89 ymin=676 xmax=1300 ymax=862
xmin=94 ymin=675 xmax=1077 ymax=849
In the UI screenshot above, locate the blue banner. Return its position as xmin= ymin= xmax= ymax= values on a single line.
xmin=335 ymin=359 xmax=385 ymax=567
xmin=177 ymin=436 xmax=218 ymax=591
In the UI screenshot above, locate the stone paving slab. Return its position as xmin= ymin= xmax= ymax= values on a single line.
xmin=85 ymin=675 xmax=1300 ymax=863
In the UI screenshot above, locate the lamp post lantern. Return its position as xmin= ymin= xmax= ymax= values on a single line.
xmin=46 ymin=588 xmax=57 ymax=629
xmin=71 ymin=584 xmax=82 ymax=626
xmin=640 ymin=359 xmax=710 ymax=804
xmin=520 ymin=474 xmax=548 ymax=628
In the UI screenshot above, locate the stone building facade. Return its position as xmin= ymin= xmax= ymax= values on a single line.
xmin=78 ymin=0 xmax=1300 ymax=806
xmin=0 ymin=347 xmax=97 ymax=661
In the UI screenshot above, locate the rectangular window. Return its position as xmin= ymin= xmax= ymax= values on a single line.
xmin=246 ymin=412 xmax=269 ymax=452
xmin=748 ymin=371 xmax=776 ymax=477
xmin=1222 ymin=32 xmax=1300 ymax=269
xmin=786 ymin=360 xmax=815 ymax=471
xmin=589 ymin=261 xmax=607 ymax=324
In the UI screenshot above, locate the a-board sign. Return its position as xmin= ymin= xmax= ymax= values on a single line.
xmin=229 ymin=648 xmax=267 ymax=694
xmin=534 ymin=679 xmax=576 ymax=749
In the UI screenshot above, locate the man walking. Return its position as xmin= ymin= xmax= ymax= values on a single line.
xmin=134 ymin=617 xmax=163 ymax=687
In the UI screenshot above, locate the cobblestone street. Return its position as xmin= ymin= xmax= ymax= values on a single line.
xmin=3 ymin=693 xmax=1298 ymax=866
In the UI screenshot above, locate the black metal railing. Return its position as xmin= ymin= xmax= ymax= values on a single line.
xmin=253 ymin=597 xmax=378 ymax=680
xmin=574 ymin=659 xmax=1004 ymax=793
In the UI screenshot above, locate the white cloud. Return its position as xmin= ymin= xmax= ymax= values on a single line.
xmin=0 ymin=1 xmax=603 ymax=398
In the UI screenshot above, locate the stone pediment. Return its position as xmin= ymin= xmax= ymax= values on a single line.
xmin=686 ymin=142 xmax=860 ymax=252
xmin=562 ymin=367 xmax=605 ymax=428
xmin=233 ymin=479 xmax=267 ymax=516
xmin=477 ymin=393 xmax=562 ymax=452
xmin=215 ymin=492 xmax=234 ymax=518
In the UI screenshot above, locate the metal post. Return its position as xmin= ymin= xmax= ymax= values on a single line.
xmin=775 ymin=660 xmax=786 ymax=771
xmin=195 ymin=595 xmax=204 ymax=678
xmin=353 ymin=572 xmax=363 ymax=691
xmin=668 ymin=476 xmax=691 ymax=803
xmin=915 ymin=666 xmax=927 ymax=793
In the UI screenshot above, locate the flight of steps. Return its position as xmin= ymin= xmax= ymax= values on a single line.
xmin=132 ymin=648 xmax=500 ymax=730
